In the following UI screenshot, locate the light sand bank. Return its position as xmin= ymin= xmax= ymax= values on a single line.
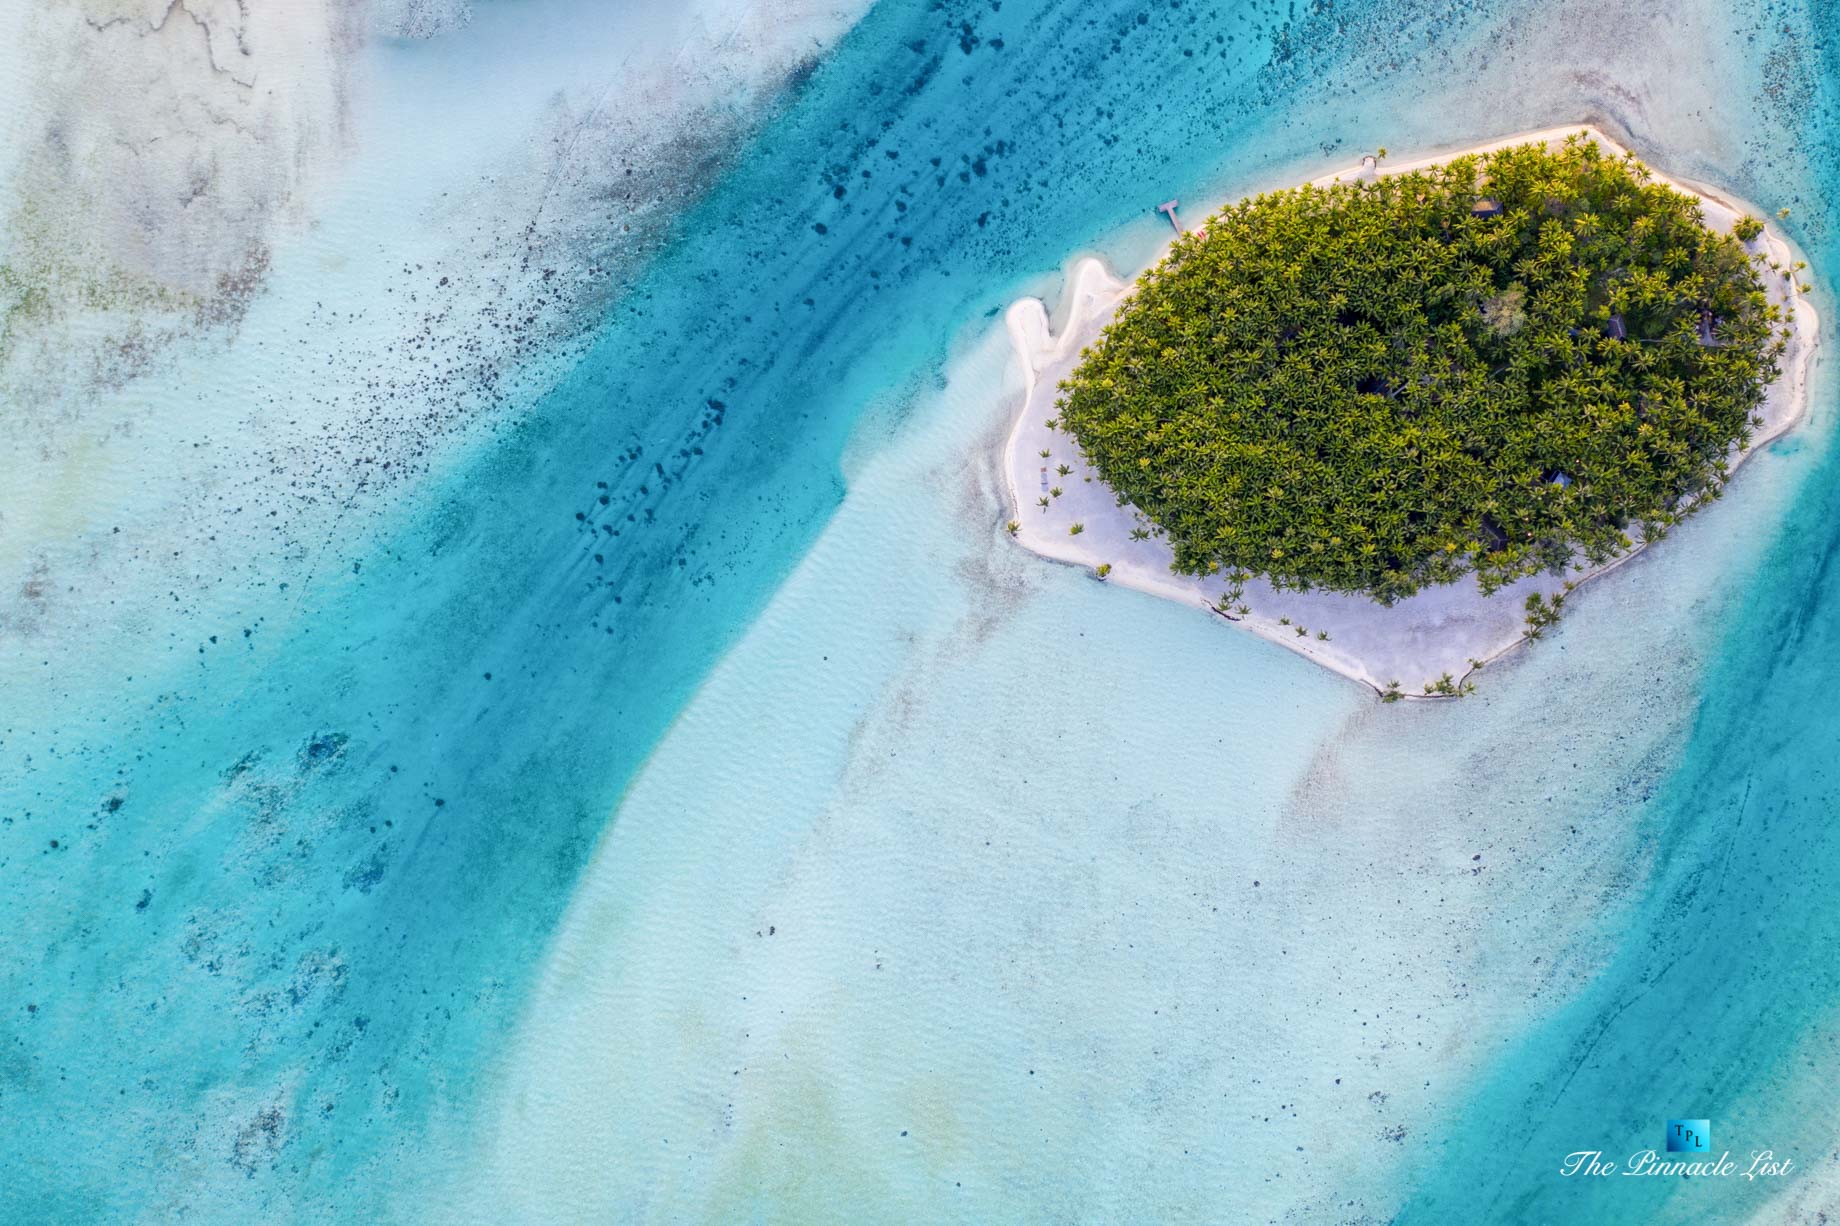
xmin=1002 ymin=125 xmax=1820 ymax=697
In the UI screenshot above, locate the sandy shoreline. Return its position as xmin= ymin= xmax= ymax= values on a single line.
xmin=1001 ymin=124 xmax=1821 ymax=698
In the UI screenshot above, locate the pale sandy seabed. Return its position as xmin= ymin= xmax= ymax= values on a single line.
xmin=0 ymin=0 xmax=867 ymax=690
xmin=460 ymin=1 xmax=1840 ymax=1216
xmin=463 ymin=295 xmax=1828 ymax=1224
xmin=9 ymin=0 xmax=1840 ymax=1218
xmin=1002 ymin=125 xmax=1822 ymax=696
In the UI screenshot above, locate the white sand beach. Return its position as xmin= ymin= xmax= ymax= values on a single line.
xmin=1002 ymin=124 xmax=1821 ymax=697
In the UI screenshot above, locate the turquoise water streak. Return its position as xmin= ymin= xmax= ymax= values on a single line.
xmin=3 ymin=0 xmax=1449 ymax=1215
xmin=1397 ymin=447 xmax=1840 ymax=1223
xmin=5 ymin=0 xmax=1838 ymax=1222
xmin=466 ymin=0 xmax=1840 ymax=1217
xmin=1395 ymin=393 xmax=1840 ymax=1212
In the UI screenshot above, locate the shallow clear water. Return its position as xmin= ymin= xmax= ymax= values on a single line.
xmin=5 ymin=0 xmax=1840 ymax=1220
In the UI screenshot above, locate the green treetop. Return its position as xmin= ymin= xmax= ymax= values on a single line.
xmin=1055 ymin=135 xmax=1784 ymax=603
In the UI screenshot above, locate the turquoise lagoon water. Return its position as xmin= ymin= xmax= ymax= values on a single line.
xmin=5 ymin=0 xmax=1840 ymax=1222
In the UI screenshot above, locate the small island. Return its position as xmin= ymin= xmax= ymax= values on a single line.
xmin=1003 ymin=127 xmax=1819 ymax=697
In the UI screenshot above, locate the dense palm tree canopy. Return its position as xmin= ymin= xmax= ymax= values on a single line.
xmin=1055 ymin=136 xmax=1784 ymax=603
